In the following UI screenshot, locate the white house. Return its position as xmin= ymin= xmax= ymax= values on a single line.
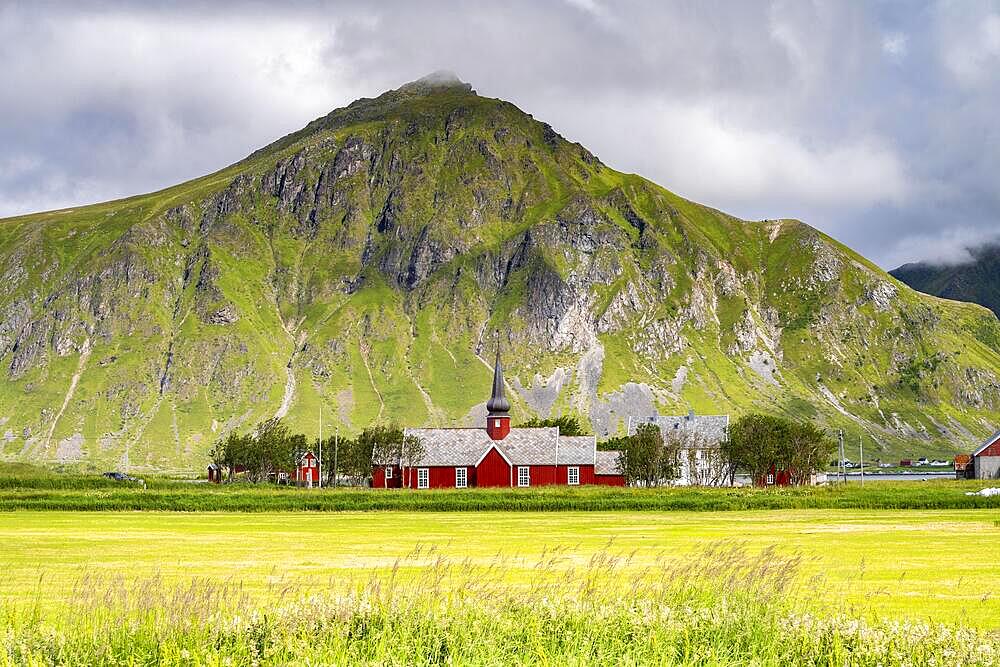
xmin=627 ymin=411 xmax=731 ymax=486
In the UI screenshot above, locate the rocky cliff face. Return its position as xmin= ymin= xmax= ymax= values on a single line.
xmin=3 ymin=73 xmax=1000 ymax=471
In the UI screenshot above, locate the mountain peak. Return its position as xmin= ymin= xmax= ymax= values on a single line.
xmin=397 ymin=70 xmax=474 ymax=95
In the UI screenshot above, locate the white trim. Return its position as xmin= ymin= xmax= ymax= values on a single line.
xmin=568 ymin=466 xmax=580 ymax=486
xmin=385 ymin=465 xmax=393 ymax=479
xmin=455 ymin=467 xmax=467 ymax=489
xmin=417 ymin=468 xmax=429 ymax=489
xmin=973 ymin=429 xmax=1000 ymax=457
xmin=517 ymin=466 xmax=530 ymax=487
xmin=474 ymin=444 xmax=513 ymax=468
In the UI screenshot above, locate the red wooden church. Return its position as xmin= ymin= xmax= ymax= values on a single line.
xmin=372 ymin=346 xmax=625 ymax=489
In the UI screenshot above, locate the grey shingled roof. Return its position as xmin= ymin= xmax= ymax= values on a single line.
xmin=404 ymin=428 xmax=492 ymax=466
xmin=402 ymin=427 xmax=596 ymax=467
xmin=595 ymin=450 xmax=623 ymax=475
xmin=557 ymin=436 xmax=598 ymax=465
xmin=500 ymin=427 xmax=559 ymax=465
xmin=973 ymin=429 xmax=1000 ymax=457
xmin=628 ymin=414 xmax=729 ymax=448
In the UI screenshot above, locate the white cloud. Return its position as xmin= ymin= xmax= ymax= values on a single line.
xmin=882 ymin=32 xmax=909 ymax=59
xmin=0 ymin=8 xmax=366 ymax=210
xmin=883 ymin=226 xmax=998 ymax=268
xmin=941 ymin=12 xmax=1000 ymax=86
xmin=541 ymin=95 xmax=910 ymax=216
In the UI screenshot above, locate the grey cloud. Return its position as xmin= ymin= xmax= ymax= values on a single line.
xmin=1 ymin=0 xmax=998 ymax=268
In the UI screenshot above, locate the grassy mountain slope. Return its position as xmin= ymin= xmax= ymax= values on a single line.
xmin=892 ymin=244 xmax=1000 ymax=318
xmin=3 ymin=73 xmax=1000 ymax=471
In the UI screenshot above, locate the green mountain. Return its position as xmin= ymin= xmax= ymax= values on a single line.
xmin=891 ymin=244 xmax=1000 ymax=319
xmin=3 ymin=72 xmax=1000 ymax=472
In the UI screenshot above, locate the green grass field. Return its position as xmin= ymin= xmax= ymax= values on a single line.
xmin=2 ymin=471 xmax=1000 ymax=512
xmin=4 ymin=475 xmax=1000 ymax=664
xmin=2 ymin=508 xmax=998 ymax=629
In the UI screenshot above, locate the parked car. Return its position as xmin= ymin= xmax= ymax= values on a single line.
xmin=102 ymin=472 xmax=145 ymax=486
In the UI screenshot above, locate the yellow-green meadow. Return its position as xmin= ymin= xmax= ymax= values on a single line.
xmin=4 ymin=509 xmax=998 ymax=629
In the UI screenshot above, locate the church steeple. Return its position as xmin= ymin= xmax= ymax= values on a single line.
xmin=486 ymin=333 xmax=511 ymax=440
xmin=487 ymin=347 xmax=510 ymax=415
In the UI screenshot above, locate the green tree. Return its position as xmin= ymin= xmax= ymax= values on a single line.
xmin=210 ymin=430 xmax=248 ymax=482
xmin=249 ymin=418 xmax=291 ymax=482
xmin=210 ymin=418 xmax=297 ymax=484
xmin=598 ymin=435 xmax=630 ymax=452
xmin=723 ymin=414 xmax=832 ymax=485
xmin=786 ymin=421 xmax=835 ymax=485
xmin=357 ymin=424 xmax=404 ymax=486
xmin=517 ymin=415 xmax=588 ymax=436
xmin=399 ymin=434 xmax=426 ymax=489
xmin=619 ymin=423 xmax=665 ymax=487
xmin=723 ymin=414 xmax=787 ymax=484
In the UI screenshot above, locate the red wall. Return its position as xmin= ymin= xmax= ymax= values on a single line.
xmin=476 ymin=448 xmax=512 ymax=487
xmin=372 ymin=465 xmax=402 ymax=488
xmin=755 ymin=465 xmax=792 ymax=487
xmin=402 ymin=466 xmax=476 ymax=489
xmin=519 ymin=464 xmax=596 ymax=486
xmin=981 ymin=437 xmax=1000 ymax=458
xmin=296 ymin=460 xmax=319 ymax=483
xmin=486 ymin=416 xmax=510 ymax=441
xmin=370 ymin=459 xmax=620 ymax=489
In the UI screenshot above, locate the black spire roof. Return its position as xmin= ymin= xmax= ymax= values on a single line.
xmin=486 ymin=341 xmax=510 ymax=416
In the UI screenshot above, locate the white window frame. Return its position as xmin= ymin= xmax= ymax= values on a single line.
xmin=385 ymin=465 xmax=393 ymax=479
xmin=494 ymin=419 xmax=501 ymax=429
xmin=567 ymin=466 xmax=580 ymax=486
xmin=517 ymin=466 xmax=530 ymax=487
xmin=417 ymin=468 xmax=429 ymax=489
xmin=455 ymin=467 xmax=467 ymax=489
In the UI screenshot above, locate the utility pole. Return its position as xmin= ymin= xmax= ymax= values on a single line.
xmin=318 ymin=404 xmax=323 ymax=489
xmin=333 ymin=423 xmax=339 ymax=488
xmin=859 ymin=434 xmax=864 ymax=487
xmin=838 ymin=429 xmax=845 ymax=484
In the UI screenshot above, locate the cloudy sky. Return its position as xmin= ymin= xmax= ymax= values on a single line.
xmin=2 ymin=1 xmax=999 ymax=268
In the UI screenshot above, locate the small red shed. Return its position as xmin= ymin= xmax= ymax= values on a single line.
xmin=755 ymin=464 xmax=792 ymax=487
xmin=207 ymin=464 xmax=222 ymax=484
xmin=296 ymin=451 xmax=319 ymax=486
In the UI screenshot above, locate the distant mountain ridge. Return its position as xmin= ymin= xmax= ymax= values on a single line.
xmin=891 ymin=243 xmax=1000 ymax=318
xmin=2 ymin=73 xmax=1000 ymax=472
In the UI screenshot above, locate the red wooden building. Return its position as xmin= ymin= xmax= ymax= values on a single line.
xmin=372 ymin=346 xmax=624 ymax=489
xmin=595 ymin=450 xmax=626 ymax=486
xmin=969 ymin=429 xmax=1000 ymax=479
xmin=296 ymin=451 xmax=319 ymax=486
xmin=755 ymin=464 xmax=793 ymax=487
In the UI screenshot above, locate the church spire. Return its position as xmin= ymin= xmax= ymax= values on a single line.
xmin=486 ymin=332 xmax=511 ymax=440
xmin=487 ymin=341 xmax=510 ymax=415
